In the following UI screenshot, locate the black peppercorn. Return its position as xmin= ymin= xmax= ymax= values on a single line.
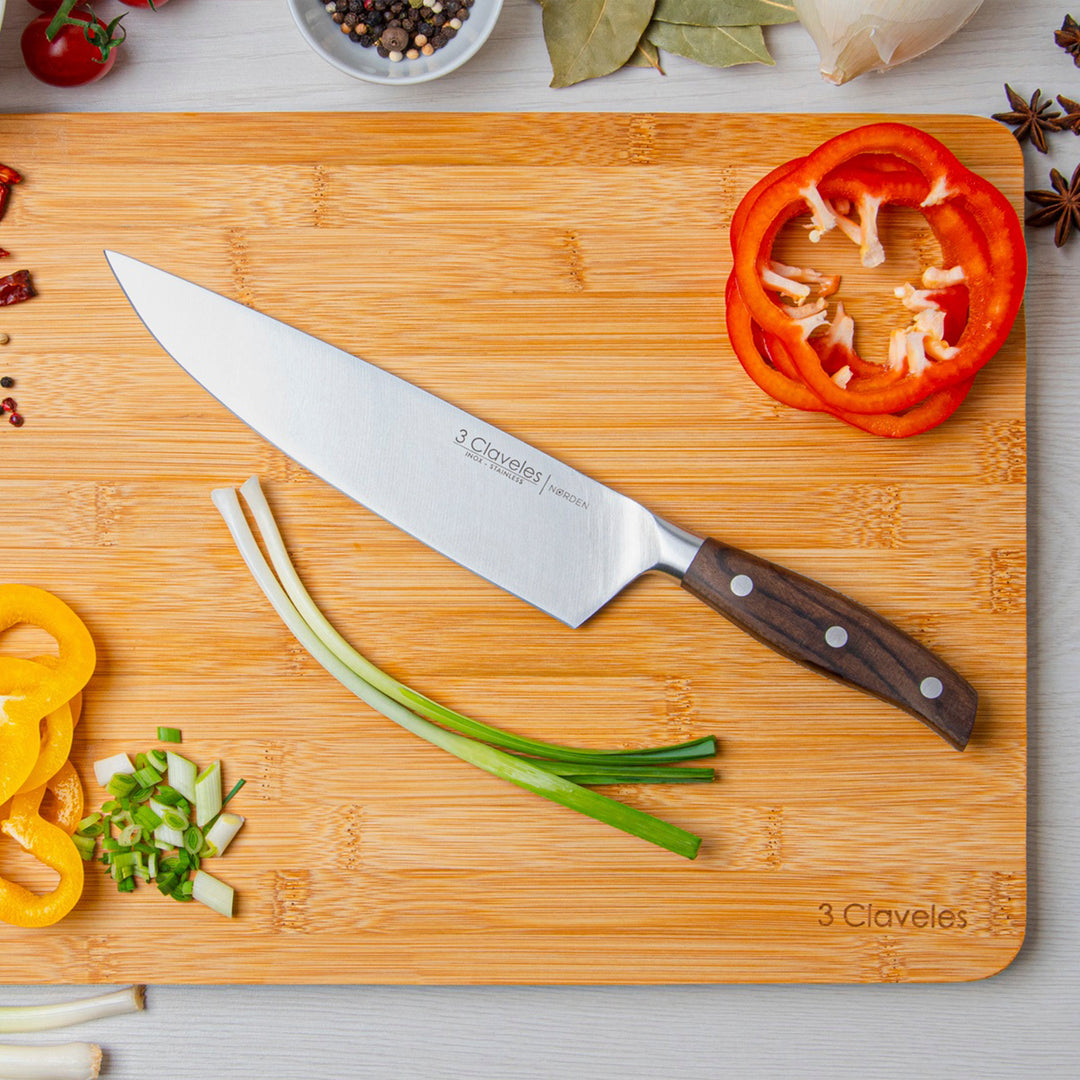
xmin=324 ymin=0 xmax=472 ymax=59
xmin=0 ymin=377 xmax=12 ymax=388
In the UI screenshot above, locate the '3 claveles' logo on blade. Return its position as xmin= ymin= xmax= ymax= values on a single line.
xmin=453 ymin=428 xmax=545 ymax=486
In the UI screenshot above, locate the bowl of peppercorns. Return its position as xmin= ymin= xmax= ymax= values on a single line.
xmin=288 ymin=0 xmax=501 ymax=84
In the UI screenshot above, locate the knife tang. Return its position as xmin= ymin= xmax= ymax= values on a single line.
xmin=679 ymin=538 xmax=977 ymax=749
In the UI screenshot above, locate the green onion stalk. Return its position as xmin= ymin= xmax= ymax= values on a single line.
xmin=212 ymin=477 xmax=719 ymax=859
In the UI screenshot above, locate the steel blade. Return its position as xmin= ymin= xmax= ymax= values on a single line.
xmin=106 ymin=252 xmax=702 ymax=627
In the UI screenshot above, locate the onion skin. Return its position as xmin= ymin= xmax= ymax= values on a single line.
xmin=793 ymin=1 xmax=985 ymax=85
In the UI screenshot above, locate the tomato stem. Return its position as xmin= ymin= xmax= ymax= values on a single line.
xmin=45 ymin=0 xmax=126 ymax=64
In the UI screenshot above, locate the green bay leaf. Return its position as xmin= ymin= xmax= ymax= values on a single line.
xmin=624 ymin=35 xmax=664 ymax=70
xmin=645 ymin=20 xmax=775 ymax=66
xmin=652 ymin=0 xmax=795 ymax=26
xmin=542 ymin=0 xmax=658 ymax=87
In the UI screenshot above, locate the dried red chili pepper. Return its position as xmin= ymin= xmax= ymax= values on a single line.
xmin=0 ymin=270 xmax=36 ymax=307
xmin=0 ymin=166 xmax=22 ymax=186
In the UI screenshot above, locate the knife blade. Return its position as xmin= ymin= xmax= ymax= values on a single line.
xmin=105 ymin=250 xmax=977 ymax=749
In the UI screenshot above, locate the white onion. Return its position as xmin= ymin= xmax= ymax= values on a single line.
xmin=794 ymin=0 xmax=985 ymax=85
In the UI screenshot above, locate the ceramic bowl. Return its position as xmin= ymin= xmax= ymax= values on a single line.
xmin=286 ymin=0 xmax=502 ymax=85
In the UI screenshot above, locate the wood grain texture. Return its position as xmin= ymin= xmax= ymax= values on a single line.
xmin=0 ymin=112 xmax=1025 ymax=984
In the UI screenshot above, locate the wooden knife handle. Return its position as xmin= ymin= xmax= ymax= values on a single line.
xmin=681 ymin=538 xmax=977 ymax=749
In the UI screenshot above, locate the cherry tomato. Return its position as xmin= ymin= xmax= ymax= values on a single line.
xmin=118 ymin=0 xmax=171 ymax=6
xmin=26 ymin=1 xmax=65 ymax=10
xmin=20 ymin=11 xmax=118 ymax=87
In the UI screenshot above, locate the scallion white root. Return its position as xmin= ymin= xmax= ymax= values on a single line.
xmin=0 ymin=1041 xmax=102 ymax=1080
xmin=212 ymin=479 xmax=706 ymax=859
xmin=0 ymin=987 xmax=143 ymax=1035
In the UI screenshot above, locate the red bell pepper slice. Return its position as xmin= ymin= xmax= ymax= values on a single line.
xmin=730 ymin=123 xmax=1026 ymax=417
xmin=725 ymin=272 xmax=975 ymax=438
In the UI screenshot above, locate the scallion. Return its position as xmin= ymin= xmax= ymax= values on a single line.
xmin=0 ymin=987 xmax=144 ymax=1034
xmin=166 ymin=751 xmax=197 ymax=802
xmin=213 ymin=478 xmax=712 ymax=859
xmin=0 ymin=1041 xmax=103 ymax=1079
xmin=92 ymin=753 xmax=134 ymax=787
xmin=203 ymin=811 xmax=244 ymax=857
xmin=191 ymin=869 xmax=234 ymax=918
xmin=194 ymin=760 xmax=222 ymax=827
xmin=157 ymin=726 xmax=183 ymax=743
xmin=233 ymin=476 xmax=716 ymax=767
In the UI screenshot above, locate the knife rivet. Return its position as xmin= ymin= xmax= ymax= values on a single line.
xmin=730 ymin=574 xmax=754 ymax=597
xmin=825 ymin=625 xmax=848 ymax=648
xmin=920 ymin=676 xmax=944 ymax=700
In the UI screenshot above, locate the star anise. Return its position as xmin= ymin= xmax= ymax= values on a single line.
xmin=1055 ymin=14 xmax=1080 ymax=66
xmin=993 ymin=84 xmax=1062 ymax=153
xmin=1025 ymin=164 xmax=1080 ymax=247
xmin=1057 ymin=95 xmax=1080 ymax=135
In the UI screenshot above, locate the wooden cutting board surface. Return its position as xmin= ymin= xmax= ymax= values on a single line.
xmin=0 ymin=113 xmax=1025 ymax=984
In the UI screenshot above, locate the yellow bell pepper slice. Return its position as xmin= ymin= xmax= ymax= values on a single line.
xmin=39 ymin=759 xmax=85 ymax=836
xmin=15 ymin=700 xmax=74 ymax=794
xmin=0 ymin=585 xmax=96 ymax=721
xmin=16 ymin=658 xmax=76 ymax=794
xmin=0 ymin=586 xmax=95 ymax=805
xmin=0 ymin=657 xmax=54 ymax=806
xmin=0 ymin=782 xmax=85 ymax=928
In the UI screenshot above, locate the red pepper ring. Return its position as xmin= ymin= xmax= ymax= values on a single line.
xmin=729 ymin=157 xmax=804 ymax=254
xmin=724 ymin=272 xmax=828 ymax=414
xmin=766 ymin=333 xmax=975 ymax=438
xmin=725 ymin=272 xmax=975 ymax=438
xmin=731 ymin=123 xmax=1026 ymax=415
xmin=740 ymin=177 xmax=999 ymax=412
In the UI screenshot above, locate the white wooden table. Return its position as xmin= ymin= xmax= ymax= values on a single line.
xmin=1 ymin=1 xmax=1076 ymax=1075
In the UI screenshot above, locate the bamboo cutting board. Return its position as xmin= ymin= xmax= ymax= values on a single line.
xmin=0 ymin=113 xmax=1025 ymax=984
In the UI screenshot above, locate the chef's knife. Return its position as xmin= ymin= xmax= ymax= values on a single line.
xmin=105 ymin=251 xmax=977 ymax=750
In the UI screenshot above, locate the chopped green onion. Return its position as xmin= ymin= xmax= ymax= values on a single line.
xmin=150 ymin=784 xmax=185 ymax=807
xmin=146 ymin=749 xmax=169 ymax=773
xmin=203 ymin=812 xmax=244 ymax=857
xmin=183 ymin=825 xmax=203 ymax=856
xmin=71 ymin=833 xmax=96 ymax=860
xmin=105 ymin=772 xmax=138 ymax=799
xmin=194 ymin=761 xmax=222 ymax=827
xmin=213 ymin=478 xmax=706 ymax=860
xmin=166 ymin=752 xmax=197 ymax=802
xmin=132 ymin=805 xmax=162 ymax=832
xmin=191 ymin=869 xmax=234 ymax=917
xmin=157 ymin=726 xmax=183 ymax=743
xmin=160 ymin=808 xmax=188 ymax=831
xmin=93 ymin=752 xmax=135 ymax=787
xmin=131 ymin=764 xmax=160 ymax=790
xmin=117 ymin=823 xmax=142 ymax=847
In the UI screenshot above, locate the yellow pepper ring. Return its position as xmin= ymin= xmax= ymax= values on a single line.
xmin=0 ymin=585 xmax=96 ymax=723
xmin=16 ymin=700 xmax=74 ymax=795
xmin=0 ymin=782 xmax=85 ymax=928
xmin=14 ymin=656 xmax=76 ymax=795
xmin=0 ymin=657 xmax=55 ymax=805
xmin=39 ymin=760 xmax=85 ymax=836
